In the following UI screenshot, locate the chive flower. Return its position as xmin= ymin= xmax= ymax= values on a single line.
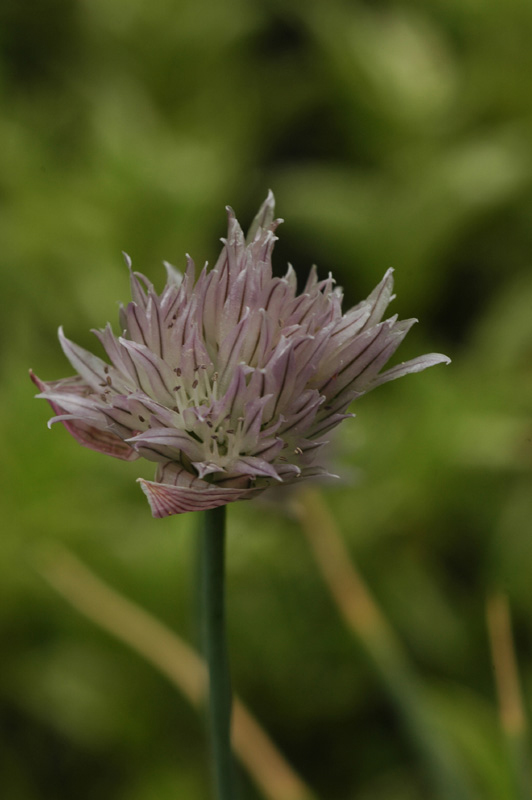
xmin=32 ymin=193 xmax=449 ymax=516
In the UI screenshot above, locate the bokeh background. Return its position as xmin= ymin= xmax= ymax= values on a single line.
xmin=2 ymin=0 xmax=532 ymax=798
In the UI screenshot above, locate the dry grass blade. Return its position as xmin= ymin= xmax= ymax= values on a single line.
xmin=292 ymin=487 xmax=474 ymax=800
xmin=486 ymin=591 xmax=526 ymax=737
xmin=486 ymin=591 xmax=531 ymax=800
xmin=38 ymin=546 xmax=315 ymax=800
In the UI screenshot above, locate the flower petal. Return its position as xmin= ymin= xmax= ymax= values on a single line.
xmin=58 ymin=327 xmax=129 ymax=394
xmin=30 ymin=371 xmax=137 ymax=461
xmin=126 ymin=427 xmax=205 ymax=463
xmin=245 ymin=189 xmax=276 ymax=244
xmin=138 ymin=463 xmax=262 ymax=517
xmin=366 ymin=353 xmax=451 ymax=389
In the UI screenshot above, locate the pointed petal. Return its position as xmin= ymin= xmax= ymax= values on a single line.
xmin=63 ymin=420 xmax=138 ymax=460
xmin=245 ymin=190 xmax=276 ymax=244
xmin=239 ymin=394 xmax=273 ymax=450
xmin=260 ymin=277 xmax=292 ymax=322
xmin=163 ymin=260 xmax=184 ymax=286
xmin=58 ymin=327 xmax=126 ymax=393
xmin=30 ymin=371 xmax=137 ymax=461
xmin=209 ymin=365 xmax=248 ymax=427
xmin=118 ymin=338 xmax=176 ymax=404
xmin=366 ymin=353 xmax=451 ymax=389
xmin=138 ymin=465 xmax=261 ymax=517
xmin=232 ymin=456 xmax=282 ymax=481
xmin=92 ymin=324 xmax=136 ymax=386
xmin=126 ymin=427 xmax=205 ymax=463
xmin=360 ymin=268 xmax=395 ymax=330
xmin=124 ymin=252 xmax=152 ymax=309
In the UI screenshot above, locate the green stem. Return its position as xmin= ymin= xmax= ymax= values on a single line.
xmin=201 ymin=505 xmax=235 ymax=800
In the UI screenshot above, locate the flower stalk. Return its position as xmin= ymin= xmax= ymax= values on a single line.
xmin=201 ymin=505 xmax=236 ymax=800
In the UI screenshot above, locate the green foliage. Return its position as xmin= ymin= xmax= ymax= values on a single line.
xmin=2 ymin=0 xmax=532 ymax=797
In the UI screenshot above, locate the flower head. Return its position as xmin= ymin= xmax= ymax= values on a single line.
xmin=32 ymin=193 xmax=449 ymax=517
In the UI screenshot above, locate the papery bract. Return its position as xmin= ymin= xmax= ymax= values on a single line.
xmin=32 ymin=193 xmax=450 ymax=516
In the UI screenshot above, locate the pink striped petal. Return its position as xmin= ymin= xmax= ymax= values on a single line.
xmin=138 ymin=473 xmax=261 ymax=517
xmin=30 ymin=371 xmax=137 ymax=461
xmin=367 ymin=353 xmax=451 ymax=389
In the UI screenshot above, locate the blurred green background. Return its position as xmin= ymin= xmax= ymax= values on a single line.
xmin=2 ymin=0 xmax=532 ymax=798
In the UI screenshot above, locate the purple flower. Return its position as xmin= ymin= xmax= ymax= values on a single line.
xmin=32 ymin=193 xmax=449 ymax=517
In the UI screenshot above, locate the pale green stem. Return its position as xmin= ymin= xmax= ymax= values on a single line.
xmin=201 ymin=505 xmax=236 ymax=800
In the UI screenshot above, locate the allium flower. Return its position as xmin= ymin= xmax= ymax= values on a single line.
xmin=32 ymin=193 xmax=449 ymax=517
